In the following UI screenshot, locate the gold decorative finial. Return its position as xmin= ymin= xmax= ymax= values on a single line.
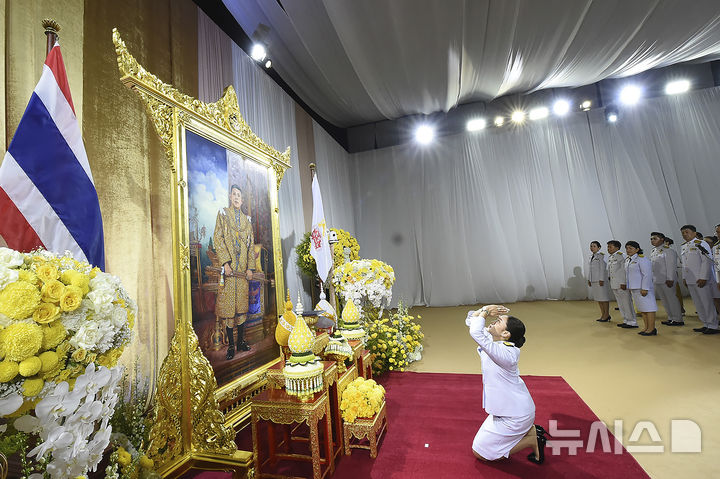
xmin=42 ymin=19 xmax=60 ymax=34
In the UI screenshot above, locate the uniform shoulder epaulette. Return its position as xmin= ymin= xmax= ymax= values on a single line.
xmin=503 ymin=341 xmax=514 ymax=347
xmin=638 ymin=254 xmax=644 ymax=257
xmin=598 ymin=252 xmax=604 ymax=255
xmin=694 ymin=239 xmax=702 ymax=244
xmin=663 ymin=245 xmax=669 ymax=249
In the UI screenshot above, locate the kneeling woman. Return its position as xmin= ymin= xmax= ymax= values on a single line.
xmin=466 ymin=305 xmax=548 ymax=464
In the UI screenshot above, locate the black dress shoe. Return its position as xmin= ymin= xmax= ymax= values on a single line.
xmin=534 ymin=425 xmax=553 ymax=439
xmin=639 ymin=329 xmax=657 ymax=336
xmin=661 ymin=320 xmax=673 ymax=325
xmin=596 ymin=316 xmax=611 ymax=322
xmin=527 ymin=435 xmax=547 ymax=465
xmin=225 ymin=345 xmax=235 ymax=360
xmin=693 ymin=327 xmax=708 ymax=332
xmin=702 ymin=328 xmax=720 ymax=335
xmin=667 ymin=321 xmax=685 ymax=326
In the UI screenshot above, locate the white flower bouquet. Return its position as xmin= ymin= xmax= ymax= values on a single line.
xmin=332 ymin=259 xmax=395 ymax=314
xmin=0 ymin=247 xmax=135 ymax=478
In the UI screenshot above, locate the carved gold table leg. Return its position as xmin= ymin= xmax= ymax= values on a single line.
xmin=324 ymin=400 xmax=334 ymax=475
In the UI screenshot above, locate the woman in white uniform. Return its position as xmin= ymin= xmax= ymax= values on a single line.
xmin=466 ymin=305 xmax=548 ymax=464
xmin=587 ymin=241 xmax=611 ymax=322
xmin=625 ymin=241 xmax=658 ymax=336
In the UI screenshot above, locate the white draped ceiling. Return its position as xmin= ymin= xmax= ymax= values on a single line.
xmin=222 ymin=0 xmax=720 ymax=127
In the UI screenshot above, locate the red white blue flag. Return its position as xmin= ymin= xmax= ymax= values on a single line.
xmin=0 ymin=43 xmax=105 ymax=269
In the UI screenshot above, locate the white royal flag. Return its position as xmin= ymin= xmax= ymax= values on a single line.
xmin=310 ymin=175 xmax=332 ymax=282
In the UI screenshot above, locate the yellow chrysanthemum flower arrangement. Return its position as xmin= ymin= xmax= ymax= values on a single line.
xmin=365 ymin=303 xmax=424 ymax=375
xmin=340 ymin=377 xmax=385 ymax=423
xmin=296 ymin=228 xmax=360 ymax=277
xmin=0 ymin=247 xmax=136 ymax=417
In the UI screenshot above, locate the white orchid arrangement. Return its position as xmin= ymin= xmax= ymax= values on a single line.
xmin=332 ymin=259 xmax=395 ymax=314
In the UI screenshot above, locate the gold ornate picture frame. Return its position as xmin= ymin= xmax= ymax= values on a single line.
xmin=112 ymin=29 xmax=290 ymax=477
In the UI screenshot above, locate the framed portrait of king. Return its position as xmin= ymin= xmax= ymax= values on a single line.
xmin=178 ymin=115 xmax=289 ymax=406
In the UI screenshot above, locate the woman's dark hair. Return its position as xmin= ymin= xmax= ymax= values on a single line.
xmin=607 ymin=240 xmax=621 ymax=249
xmin=506 ymin=316 xmax=526 ymax=348
xmin=590 ymin=241 xmax=601 ymax=248
xmin=625 ymin=241 xmax=643 ymax=255
xmin=665 ymin=237 xmax=674 ymax=245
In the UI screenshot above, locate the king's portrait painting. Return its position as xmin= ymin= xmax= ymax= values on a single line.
xmin=185 ymin=129 xmax=279 ymax=387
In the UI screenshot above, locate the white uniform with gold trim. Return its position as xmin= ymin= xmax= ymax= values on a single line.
xmin=651 ymin=245 xmax=682 ymax=323
xmin=467 ymin=311 xmax=535 ymax=460
xmin=608 ymin=251 xmax=636 ymax=325
xmin=626 ymin=253 xmax=657 ymax=312
xmin=681 ymin=239 xmax=718 ymax=329
xmin=587 ymin=252 xmax=610 ymax=301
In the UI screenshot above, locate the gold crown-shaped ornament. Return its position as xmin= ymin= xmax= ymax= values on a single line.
xmin=338 ymin=299 xmax=365 ymax=342
xmin=323 ymin=329 xmax=353 ymax=373
xmin=283 ymin=314 xmax=323 ymax=401
xmin=275 ymin=290 xmax=297 ymax=347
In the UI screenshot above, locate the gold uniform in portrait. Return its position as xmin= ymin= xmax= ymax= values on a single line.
xmin=214 ymin=185 xmax=255 ymax=359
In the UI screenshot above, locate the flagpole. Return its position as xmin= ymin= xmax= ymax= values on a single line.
xmin=42 ymin=19 xmax=60 ymax=56
xmin=309 ymin=163 xmax=338 ymax=312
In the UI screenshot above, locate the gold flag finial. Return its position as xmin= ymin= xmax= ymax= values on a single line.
xmin=42 ymin=19 xmax=60 ymax=34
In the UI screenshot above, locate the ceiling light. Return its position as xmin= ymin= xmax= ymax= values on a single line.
xmin=606 ymin=107 xmax=618 ymax=123
xmin=264 ymin=60 xmax=272 ymax=69
xmin=580 ymin=100 xmax=592 ymax=111
xmin=665 ymin=79 xmax=690 ymax=95
xmin=619 ymin=85 xmax=642 ymax=105
xmin=529 ymin=107 xmax=549 ymax=120
xmin=251 ymin=44 xmax=267 ymax=62
xmin=466 ymin=118 xmax=487 ymax=131
xmin=494 ymin=116 xmax=504 ymax=127
xmin=553 ymin=99 xmax=570 ymax=116
xmin=415 ymin=124 xmax=435 ymax=144
xmin=511 ymin=111 xmax=525 ymax=123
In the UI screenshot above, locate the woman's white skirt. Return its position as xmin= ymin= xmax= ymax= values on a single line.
xmin=472 ymin=412 xmax=535 ymax=460
xmin=590 ymin=281 xmax=611 ymax=302
xmin=631 ymin=288 xmax=657 ymax=312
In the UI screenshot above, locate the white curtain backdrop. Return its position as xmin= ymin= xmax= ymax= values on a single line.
xmin=200 ymin=8 xmax=720 ymax=308
xmin=351 ymin=88 xmax=720 ymax=306
xmin=198 ymin=11 xmax=309 ymax=306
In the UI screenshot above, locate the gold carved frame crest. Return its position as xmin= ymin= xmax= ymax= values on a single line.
xmin=112 ymin=29 xmax=291 ymax=478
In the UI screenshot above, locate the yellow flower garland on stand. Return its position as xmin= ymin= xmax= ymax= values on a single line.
xmin=340 ymin=377 xmax=385 ymax=423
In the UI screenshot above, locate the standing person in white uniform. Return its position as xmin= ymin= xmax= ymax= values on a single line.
xmin=587 ymin=241 xmax=611 ymax=322
xmin=650 ymin=232 xmax=684 ymax=326
xmin=625 ymin=241 xmax=658 ymax=336
xmin=704 ymin=235 xmax=720 ymax=314
xmin=466 ymin=305 xmax=547 ymax=464
xmin=713 ymin=225 xmax=720 ymax=306
xmin=664 ymin=237 xmax=686 ymax=315
xmin=607 ymin=240 xmax=637 ymax=328
xmin=680 ymin=225 xmax=719 ymax=334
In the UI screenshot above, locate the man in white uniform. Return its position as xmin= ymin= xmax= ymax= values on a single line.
xmin=650 ymin=232 xmax=683 ymax=326
xmin=607 ymin=240 xmax=636 ymax=328
xmin=680 ymin=225 xmax=719 ymax=334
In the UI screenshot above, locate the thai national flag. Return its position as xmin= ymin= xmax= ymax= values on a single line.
xmin=0 ymin=43 xmax=105 ymax=269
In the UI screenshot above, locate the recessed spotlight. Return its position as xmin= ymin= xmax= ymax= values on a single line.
xmin=665 ymin=79 xmax=690 ymax=95
xmin=619 ymin=85 xmax=642 ymax=105
xmin=553 ymin=99 xmax=570 ymax=116
xmin=415 ymin=124 xmax=435 ymax=144
xmin=580 ymin=100 xmax=592 ymax=111
xmin=494 ymin=116 xmax=504 ymax=127
xmin=529 ymin=107 xmax=549 ymax=120
xmin=251 ymin=44 xmax=267 ymax=62
xmin=511 ymin=111 xmax=526 ymax=123
xmin=264 ymin=60 xmax=272 ymax=69
xmin=606 ymin=108 xmax=619 ymax=123
xmin=466 ymin=118 xmax=487 ymax=131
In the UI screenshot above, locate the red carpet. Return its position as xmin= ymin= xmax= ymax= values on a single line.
xmin=183 ymin=372 xmax=649 ymax=478
xmin=333 ymin=372 xmax=649 ymax=478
